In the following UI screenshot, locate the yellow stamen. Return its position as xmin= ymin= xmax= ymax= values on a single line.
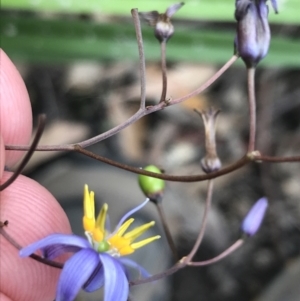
xmin=83 ymin=185 xmax=95 ymax=231
xmin=131 ymin=235 xmax=161 ymax=250
xmin=115 ymin=218 xmax=134 ymax=237
xmin=96 ymin=203 xmax=108 ymax=233
xmin=118 ymin=245 xmax=135 ymax=256
xmin=108 ymin=220 xmax=160 ymax=256
xmin=108 ymin=236 xmax=133 ymax=254
xmin=92 ymin=227 xmax=105 ymax=242
xmin=82 ymin=184 xmax=161 ymax=256
xmin=123 ymin=221 xmax=155 ymax=241
xmin=83 ymin=216 xmax=95 ymax=232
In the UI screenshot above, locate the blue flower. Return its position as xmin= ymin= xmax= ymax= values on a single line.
xmin=20 ymin=185 xmax=160 ymax=301
xmin=234 ymin=0 xmax=278 ymax=67
xmin=242 ymin=197 xmax=268 ymax=236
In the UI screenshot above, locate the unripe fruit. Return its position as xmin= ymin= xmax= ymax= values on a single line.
xmin=138 ymin=165 xmax=165 ymax=200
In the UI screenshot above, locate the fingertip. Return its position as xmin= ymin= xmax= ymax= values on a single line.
xmin=0 ymin=173 xmax=72 ymax=301
xmin=0 ymin=49 xmax=33 ymax=167
xmin=0 ymin=135 xmax=5 ymax=179
xmin=0 ymin=293 xmax=13 ymax=301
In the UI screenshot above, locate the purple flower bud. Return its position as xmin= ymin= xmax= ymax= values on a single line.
xmin=234 ymin=0 xmax=278 ymax=67
xmin=242 ymin=197 xmax=268 ymax=236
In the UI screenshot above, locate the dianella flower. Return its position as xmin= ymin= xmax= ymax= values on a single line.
xmin=234 ymin=0 xmax=278 ymax=67
xmin=242 ymin=197 xmax=268 ymax=236
xmin=139 ymin=2 xmax=184 ymax=43
xmin=20 ymin=185 xmax=160 ymax=301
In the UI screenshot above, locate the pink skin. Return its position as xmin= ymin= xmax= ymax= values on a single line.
xmin=0 ymin=49 xmax=72 ymax=301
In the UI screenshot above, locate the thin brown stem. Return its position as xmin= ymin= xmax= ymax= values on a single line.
xmin=159 ymin=41 xmax=168 ymax=103
xmin=132 ymin=237 xmax=242 ymax=286
xmin=74 ymin=145 xmax=251 ymax=182
xmin=182 ymin=180 xmax=214 ymax=264
xmin=0 ymin=115 xmax=46 ymax=191
xmin=5 ymin=56 xmax=238 ymax=152
xmin=254 ymin=155 xmax=300 ymax=162
xmin=131 ymin=9 xmax=146 ymax=110
xmin=156 ymin=202 xmax=178 ymax=261
xmin=247 ymin=67 xmax=256 ymax=152
xmin=130 ymin=263 xmax=181 ymax=286
xmin=169 ymin=55 xmax=239 ymax=106
xmin=0 ymin=222 xmax=63 ymax=269
xmin=188 ymin=239 xmax=244 ymax=266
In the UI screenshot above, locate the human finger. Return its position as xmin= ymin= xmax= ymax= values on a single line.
xmin=0 ymin=173 xmax=72 ymax=301
xmin=0 ymin=49 xmax=32 ymax=167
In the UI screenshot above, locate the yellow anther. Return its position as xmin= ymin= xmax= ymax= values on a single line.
xmin=96 ymin=203 xmax=108 ymax=233
xmin=83 ymin=216 xmax=95 ymax=232
xmin=92 ymin=227 xmax=105 ymax=242
xmin=83 ymin=185 xmax=95 ymax=231
xmin=83 ymin=185 xmax=95 ymax=219
xmin=108 ymin=236 xmax=132 ymax=253
xmin=124 ymin=221 xmax=155 ymax=241
xmin=131 ymin=235 xmax=161 ymax=250
xmin=118 ymin=245 xmax=135 ymax=256
xmin=115 ymin=218 xmax=134 ymax=237
xmin=82 ymin=184 xmax=161 ymax=256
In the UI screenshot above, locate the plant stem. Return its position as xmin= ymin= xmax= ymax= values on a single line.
xmin=188 ymin=239 xmax=244 ymax=266
xmin=182 ymin=180 xmax=214 ymax=264
xmin=156 ymin=202 xmax=178 ymax=261
xmin=159 ymin=41 xmax=168 ymax=103
xmin=5 ymin=56 xmax=238 ymax=152
xmin=0 ymin=115 xmax=46 ymax=191
xmin=131 ymin=9 xmax=146 ymax=110
xmin=74 ymin=145 xmax=251 ymax=182
xmin=169 ymin=55 xmax=239 ymax=106
xmin=247 ymin=67 xmax=256 ymax=152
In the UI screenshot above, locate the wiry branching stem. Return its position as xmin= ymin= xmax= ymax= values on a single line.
xmin=74 ymin=145 xmax=251 ymax=182
xmin=189 ymin=239 xmax=244 ymax=266
xmin=159 ymin=41 xmax=168 ymax=103
xmin=0 ymin=114 xmax=46 ymax=191
xmin=5 ymin=56 xmax=238 ymax=152
xmin=155 ymin=202 xmax=178 ymax=261
xmin=131 ymin=9 xmax=147 ymax=110
xmin=182 ymin=180 xmax=214 ymax=264
xmin=247 ymin=67 xmax=257 ymax=152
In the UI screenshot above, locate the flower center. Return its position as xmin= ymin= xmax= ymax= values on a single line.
xmin=83 ymin=185 xmax=161 ymax=257
xmin=97 ymin=240 xmax=110 ymax=253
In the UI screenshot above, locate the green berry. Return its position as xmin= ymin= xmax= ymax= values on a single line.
xmin=138 ymin=165 xmax=165 ymax=198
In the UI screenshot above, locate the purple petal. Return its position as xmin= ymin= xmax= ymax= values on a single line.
xmin=114 ymin=198 xmax=149 ymax=234
xmin=42 ymin=244 xmax=83 ymax=260
xmin=270 ymin=0 xmax=278 ymax=13
xmin=166 ymin=2 xmax=184 ymax=17
xmin=235 ymin=0 xmax=271 ymax=67
xmin=83 ymin=262 xmax=104 ymax=292
xmin=99 ymin=253 xmax=129 ymax=301
xmin=242 ymin=197 xmax=268 ymax=236
xmin=56 ymin=248 xmax=100 ymax=301
xmin=20 ymin=234 xmax=90 ymax=257
xmin=119 ymin=257 xmax=151 ymax=279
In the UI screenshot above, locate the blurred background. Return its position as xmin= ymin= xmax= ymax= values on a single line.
xmin=1 ymin=0 xmax=300 ymax=300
